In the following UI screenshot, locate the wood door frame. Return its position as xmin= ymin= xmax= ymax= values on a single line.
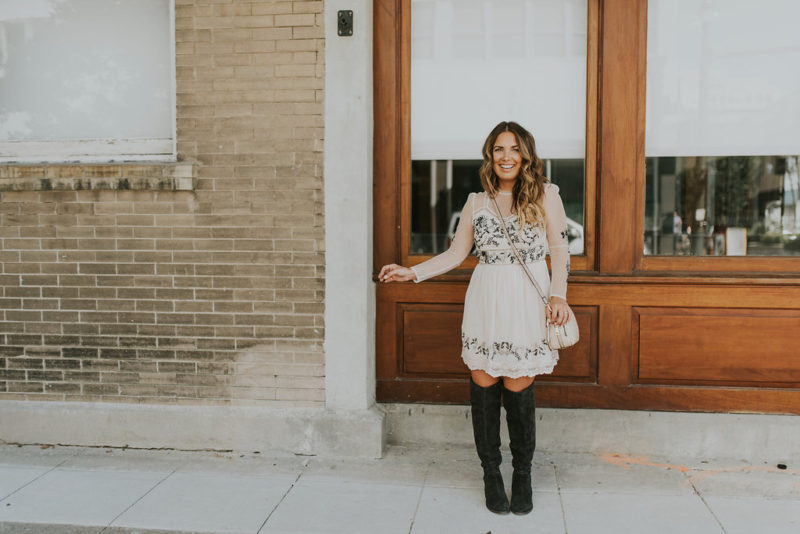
xmin=373 ymin=0 xmax=800 ymax=414
xmin=375 ymin=0 xmax=600 ymax=277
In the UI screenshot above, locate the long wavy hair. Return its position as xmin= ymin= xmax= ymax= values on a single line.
xmin=479 ymin=121 xmax=547 ymax=227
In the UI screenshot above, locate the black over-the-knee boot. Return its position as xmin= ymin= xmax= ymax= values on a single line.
xmin=503 ymin=381 xmax=535 ymax=515
xmin=470 ymin=378 xmax=510 ymax=514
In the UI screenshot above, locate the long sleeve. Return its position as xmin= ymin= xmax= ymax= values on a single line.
xmin=543 ymin=183 xmax=570 ymax=300
xmin=411 ymin=193 xmax=476 ymax=283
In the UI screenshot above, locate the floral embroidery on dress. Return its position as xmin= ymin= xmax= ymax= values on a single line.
xmin=472 ymin=214 xmax=543 ymax=250
xmin=473 ymin=214 xmax=504 ymax=248
xmin=462 ymin=333 xmax=549 ymax=361
xmin=478 ymin=247 xmax=545 ymax=265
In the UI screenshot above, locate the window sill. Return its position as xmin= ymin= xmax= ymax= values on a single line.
xmin=0 ymin=161 xmax=197 ymax=192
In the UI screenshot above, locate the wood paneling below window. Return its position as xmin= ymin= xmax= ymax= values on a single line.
xmin=377 ymin=279 xmax=800 ymax=413
xmin=635 ymin=307 xmax=800 ymax=385
xmin=398 ymin=304 xmax=598 ymax=381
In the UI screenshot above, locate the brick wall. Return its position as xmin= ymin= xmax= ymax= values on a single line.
xmin=0 ymin=0 xmax=326 ymax=406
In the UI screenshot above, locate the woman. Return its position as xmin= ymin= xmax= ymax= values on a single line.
xmin=379 ymin=121 xmax=571 ymax=516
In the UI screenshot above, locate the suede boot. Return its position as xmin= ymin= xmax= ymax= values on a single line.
xmin=470 ymin=378 xmax=510 ymax=515
xmin=503 ymin=381 xmax=536 ymax=515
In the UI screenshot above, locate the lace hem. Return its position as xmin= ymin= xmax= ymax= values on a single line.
xmin=461 ymin=333 xmax=559 ymax=378
xmin=462 ymin=352 xmax=558 ymax=378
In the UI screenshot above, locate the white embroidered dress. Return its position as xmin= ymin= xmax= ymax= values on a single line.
xmin=410 ymin=183 xmax=570 ymax=378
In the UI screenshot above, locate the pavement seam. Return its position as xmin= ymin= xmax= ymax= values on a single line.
xmin=0 ymin=449 xmax=79 ymax=503
xmin=685 ymin=471 xmax=728 ymax=534
xmin=405 ymin=460 xmax=430 ymax=534
xmin=553 ymin=464 xmax=569 ymax=534
xmin=98 ymin=466 xmax=181 ymax=534
xmin=256 ymin=460 xmax=308 ymax=533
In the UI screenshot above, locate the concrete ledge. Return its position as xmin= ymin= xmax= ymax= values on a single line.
xmin=0 ymin=523 xmax=197 ymax=534
xmin=0 ymin=401 xmax=386 ymax=458
xmin=384 ymin=403 xmax=800 ymax=461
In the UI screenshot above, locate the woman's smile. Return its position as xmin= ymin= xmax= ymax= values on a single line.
xmin=492 ymin=131 xmax=522 ymax=185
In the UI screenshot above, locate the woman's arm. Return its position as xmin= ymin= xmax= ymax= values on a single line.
xmin=410 ymin=193 xmax=476 ymax=282
xmin=543 ymin=183 xmax=571 ymax=325
xmin=543 ymin=183 xmax=570 ymax=298
xmin=379 ymin=193 xmax=476 ymax=283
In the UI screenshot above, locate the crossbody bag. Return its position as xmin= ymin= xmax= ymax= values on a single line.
xmin=491 ymin=196 xmax=579 ymax=350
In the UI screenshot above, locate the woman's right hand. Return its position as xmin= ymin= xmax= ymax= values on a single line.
xmin=378 ymin=264 xmax=417 ymax=283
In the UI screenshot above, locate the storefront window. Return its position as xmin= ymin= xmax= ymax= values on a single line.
xmin=410 ymin=0 xmax=588 ymax=256
xmin=645 ymin=0 xmax=800 ymax=256
xmin=0 ymin=0 xmax=175 ymax=162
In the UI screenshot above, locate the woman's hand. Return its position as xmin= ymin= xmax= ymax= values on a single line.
xmin=378 ymin=264 xmax=417 ymax=283
xmin=546 ymin=296 xmax=571 ymax=326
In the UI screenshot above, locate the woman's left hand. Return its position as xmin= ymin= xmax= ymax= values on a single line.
xmin=546 ymin=296 xmax=571 ymax=326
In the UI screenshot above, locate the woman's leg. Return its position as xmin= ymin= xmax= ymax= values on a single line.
xmin=502 ymin=375 xmax=533 ymax=392
xmin=472 ymin=369 xmax=500 ymax=387
xmin=501 ymin=376 xmax=536 ymax=515
xmin=469 ymin=369 xmax=509 ymax=514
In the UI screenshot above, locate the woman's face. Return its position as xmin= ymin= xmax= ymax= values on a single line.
xmin=492 ymin=131 xmax=522 ymax=188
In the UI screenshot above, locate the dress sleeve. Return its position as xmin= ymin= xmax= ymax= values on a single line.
xmin=411 ymin=193 xmax=476 ymax=283
xmin=543 ymin=183 xmax=570 ymax=300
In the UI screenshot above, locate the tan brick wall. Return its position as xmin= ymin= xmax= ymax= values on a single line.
xmin=0 ymin=1 xmax=326 ymax=406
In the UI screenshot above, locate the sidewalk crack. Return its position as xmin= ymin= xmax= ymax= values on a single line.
xmin=686 ymin=471 xmax=728 ymax=534
xmin=256 ymin=460 xmax=308 ymax=533
xmin=553 ymin=464 xmax=569 ymax=534
xmin=406 ymin=461 xmax=430 ymax=534
xmin=98 ymin=466 xmax=179 ymax=533
xmin=0 ymin=447 xmax=81 ymax=503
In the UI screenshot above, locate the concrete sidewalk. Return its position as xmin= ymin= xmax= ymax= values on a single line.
xmin=0 ymin=443 xmax=798 ymax=534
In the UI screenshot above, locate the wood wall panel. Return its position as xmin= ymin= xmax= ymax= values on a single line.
xmin=635 ymin=307 xmax=800 ymax=384
xmin=402 ymin=305 xmax=465 ymax=376
xmin=398 ymin=303 xmax=598 ymax=381
xmin=377 ymin=281 xmax=800 ymax=413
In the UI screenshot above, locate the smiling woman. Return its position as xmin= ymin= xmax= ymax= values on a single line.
xmin=379 ymin=120 xmax=573 ymax=515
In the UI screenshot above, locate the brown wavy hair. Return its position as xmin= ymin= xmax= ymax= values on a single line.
xmin=479 ymin=121 xmax=547 ymax=227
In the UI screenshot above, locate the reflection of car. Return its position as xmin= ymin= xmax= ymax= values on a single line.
xmin=446 ymin=211 xmax=585 ymax=255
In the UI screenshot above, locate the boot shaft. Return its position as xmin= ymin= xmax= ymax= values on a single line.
xmin=469 ymin=379 xmax=504 ymax=470
xmin=502 ymin=381 xmax=536 ymax=473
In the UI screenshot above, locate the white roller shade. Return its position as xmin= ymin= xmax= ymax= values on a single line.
xmin=0 ymin=0 xmax=173 ymax=144
xmin=411 ymin=0 xmax=587 ymax=160
xmin=646 ymin=0 xmax=800 ymax=157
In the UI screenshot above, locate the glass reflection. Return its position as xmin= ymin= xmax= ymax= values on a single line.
xmin=411 ymin=159 xmax=585 ymax=255
xmin=644 ymin=156 xmax=800 ymax=256
xmin=410 ymin=0 xmax=588 ymax=257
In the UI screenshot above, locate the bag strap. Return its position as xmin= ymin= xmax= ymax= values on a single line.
xmin=491 ymin=196 xmax=552 ymax=313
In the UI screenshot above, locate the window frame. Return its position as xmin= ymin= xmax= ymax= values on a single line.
xmin=0 ymin=0 xmax=177 ymax=164
xmin=395 ymin=0 xmax=600 ymax=277
xmin=635 ymin=1 xmax=800 ymax=275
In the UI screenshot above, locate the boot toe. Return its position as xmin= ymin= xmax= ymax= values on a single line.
xmin=484 ymin=472 xmax=510 ymax=514
xmin=510 ymin=471 xmax=533 ymax=514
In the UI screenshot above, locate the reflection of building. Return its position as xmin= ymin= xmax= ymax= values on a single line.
xmin=645 ymin=155 xmax=800 ymax=256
